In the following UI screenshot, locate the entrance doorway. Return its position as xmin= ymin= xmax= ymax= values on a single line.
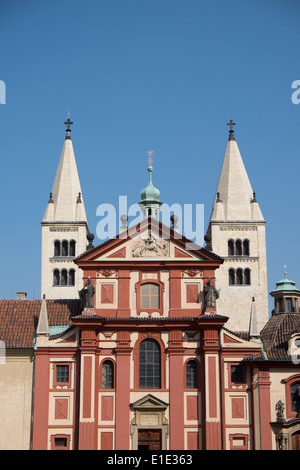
xmin=291 ymin=431 xmax=300 ymax=450
xmin=138 ymin=429 xmax=162 ymax=450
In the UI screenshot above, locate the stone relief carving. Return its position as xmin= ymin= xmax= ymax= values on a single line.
xmin=132 ymin=233 xmax=169 ymax=258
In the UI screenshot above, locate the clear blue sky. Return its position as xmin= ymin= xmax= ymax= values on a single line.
xmin=0 ymin=0 xmax=299 ymax=312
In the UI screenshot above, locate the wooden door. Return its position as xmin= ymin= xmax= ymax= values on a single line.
xmin=291 ymin=431 xmax=300 ymax=450
xmin=138 ymin=429 xmax=162 ymax=450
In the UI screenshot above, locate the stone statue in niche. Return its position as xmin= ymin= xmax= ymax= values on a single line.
xmin=132 ymin=233 xmax=169 ymax=258
xmin=79 ymin=277 xmax=95 ymax=309
xmin=204 ymin=278 xmax=219 ymax=308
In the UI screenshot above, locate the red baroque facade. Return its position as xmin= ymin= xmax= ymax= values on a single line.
xmin=32 ymin=219 xmax=264 ymax=450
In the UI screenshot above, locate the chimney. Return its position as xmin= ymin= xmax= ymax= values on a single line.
xmin=16 ymin=292 xmax=27 ymax=300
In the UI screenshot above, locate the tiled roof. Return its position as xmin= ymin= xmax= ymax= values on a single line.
xmin=0 ymin=299 xmax=82 ymax=348
xmin=245 ymin=313 xmax=300 ymax=361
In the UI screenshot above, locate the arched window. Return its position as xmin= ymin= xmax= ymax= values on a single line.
xmin=139 ymin=339 xmax=161 ymax=389
xmin=236 ymin=268 xmax=243 ymax=285
xmin=53 ymin=269 xmax=60 ymax=286
xmin=102 ymin=360 xmax=114 ymax=389
xmin=228 ymin=240 xmax=234 ymax=256
xmin=54 ymin=240 xmax=61 ymax=257
xmin=69 ymin=240 xmax=76 ymax=257
xmin=69 ymin=269 xmax=75 ymax=286
xmin=291 ymin=382 xmax=300 ymax=413
xmin=61 ymin=269 xmax=68 ymax=286
xmin=186 ymin=360 xmax=198 ymax=388
xmin=62 ymin=240 xmax=68 ymax=257
xmin=229 ymin=269 xmax=235 ymax=285
xmin=140 ymin=283 xmax=160 ymax=309
xmin=244 ymin=268 xmax=251 ymax=285
xmin=243 ymin=240 xmax=250 ymax=256
xmin=235 ymin=240 xmax=242 ymax=256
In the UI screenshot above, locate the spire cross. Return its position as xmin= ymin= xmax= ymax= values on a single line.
xmin=147 ymin=149 xmax=154 ymax=166
xmin=64 ymin=117 xmax=73 ymax=131
xmin=227 ymin=119 xmax=235 ymax=131
xmin=64 ymin=116 xmax=73 ymax=140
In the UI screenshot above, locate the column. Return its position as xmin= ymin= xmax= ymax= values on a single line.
xmin=115 ymin=331 xmax=132 ymax=449
xmin=32 ymin=351 xmax=50 ymax=449
xmin=78 ymin=328 xmax=97 ymax=450
xmin=203 ymin=327 xmax=222 ymax=450
xmin=257 ymin=369 xmax=272 ymax=449
xmin=169 ymin=330 xmax=185 ymax=450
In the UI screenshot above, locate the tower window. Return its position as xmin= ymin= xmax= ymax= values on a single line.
xmin=69 ymin=240 xmax=76 ymax=257
xmin=69 ymin=269 xmax=75 ymax=286
xmin=236 ymin=269 xmax=243 ymax=285
xmin=286 ymin=298 xmax=293 ymax=313
xmin=61 ymin=269 xmax=68 ymax=286
xmin=244 ymin=268 xmax=251 ymax=285
xmin=235 ymin=240 xmax=242 ymax=256
xmin=54 ymin=241 xmax=61 ymax=257
xmin=229 ymin=268 xmax=251 ymax=286
xmin=229 ymin=269 xmax=235 ymax=285
xmin=228 ymin=240 xmax=234 ymax=256
xmin=186 ymin=360 xmax=198 ymax=388
xmin=243 ymin=240 xmax=250 ymax=256
xmin=53 ymin=269 xmax=60 ymax=286
xmin=139 ymin=339 xmax=161 ymax=388
xmin=62 ymin=240 xmax=68 ymax=257
xmin=228 ymin=239 xmax=250 ymax=257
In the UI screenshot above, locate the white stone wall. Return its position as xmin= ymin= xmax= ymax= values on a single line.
xmin=211 ymin=222 xmax=269 ymax=332
xmin=41 ymin=223 xmax=88 ymax=299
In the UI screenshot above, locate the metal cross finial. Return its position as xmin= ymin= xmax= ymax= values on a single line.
xmin=64 ymin=117 xmax=73 ymax=131
xmin=147 ymin=149 xmax=154 ymax=166
xmin=64 ymin=116 xmax=73 ymax=139
xmin=227 ymin=119 xmax=235 ymax=131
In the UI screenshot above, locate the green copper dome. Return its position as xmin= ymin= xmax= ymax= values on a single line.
xmin=271 ymin=273 xmax=300 ymax=294
xmin=140 ymin=165 xmax=161 ymax=204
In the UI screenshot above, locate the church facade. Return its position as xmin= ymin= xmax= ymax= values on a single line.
xmin=1 ymin=119 xmax=300 ymax=451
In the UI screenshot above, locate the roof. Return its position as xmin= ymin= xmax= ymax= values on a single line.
xmin=0 ymin=299 xmax=82 ymax=348
xmin=75 ymin=216 xmax=224 ymax=264
xmin=209 ymin=132 xmax=264 ymax=223
xmin=270 ymin=275 xmax=300 ymax=294
xmin=245 ymin=312 xmax=300 ymax=361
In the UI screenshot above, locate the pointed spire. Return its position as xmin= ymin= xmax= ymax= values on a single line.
xmin=36 ymin=295 xmax=49 ymax=336
xmin=210 ymin=122 xmax=264 ymax=223
xmin=42 ymin=117 xmax=88 ymax=223
xmin=249 ymin=297 xmax=260 ymax=339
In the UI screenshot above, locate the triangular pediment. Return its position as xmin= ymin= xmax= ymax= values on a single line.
xmin=75 ymin=218 xmax=222 ymax=264
xmin=131 ymin=394 xmax=168 ymax=410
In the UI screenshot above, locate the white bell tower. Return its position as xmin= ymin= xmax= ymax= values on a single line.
xmin=41 ymin=118 xmax=89 ymax=299
xmin=206 ymin=122 xmax=269 ymax=332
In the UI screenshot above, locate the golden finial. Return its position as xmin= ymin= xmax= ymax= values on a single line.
xmin=284 ymin=265 xmax=287 ymax=277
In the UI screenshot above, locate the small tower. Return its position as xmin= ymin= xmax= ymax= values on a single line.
xmin=41 ymin=117 xmax=89 ymax=299
xmin=206 ymin=121 xmax=269 ymax=332
xmin=270 ymin=267 xmax=300 ymax=314
xmin=139 ymin=150 xmax=162 ymax=220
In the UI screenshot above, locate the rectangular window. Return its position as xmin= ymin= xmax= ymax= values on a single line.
xmin=56 ymin=365 xmax=70 ymax=383
xmin=140 ymin=283 xmax=160 ymax=309
xmin=230 ymin=365 xmax=244 ymax=384
xmin=55 ymin=437 xmax=68 ymax=447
